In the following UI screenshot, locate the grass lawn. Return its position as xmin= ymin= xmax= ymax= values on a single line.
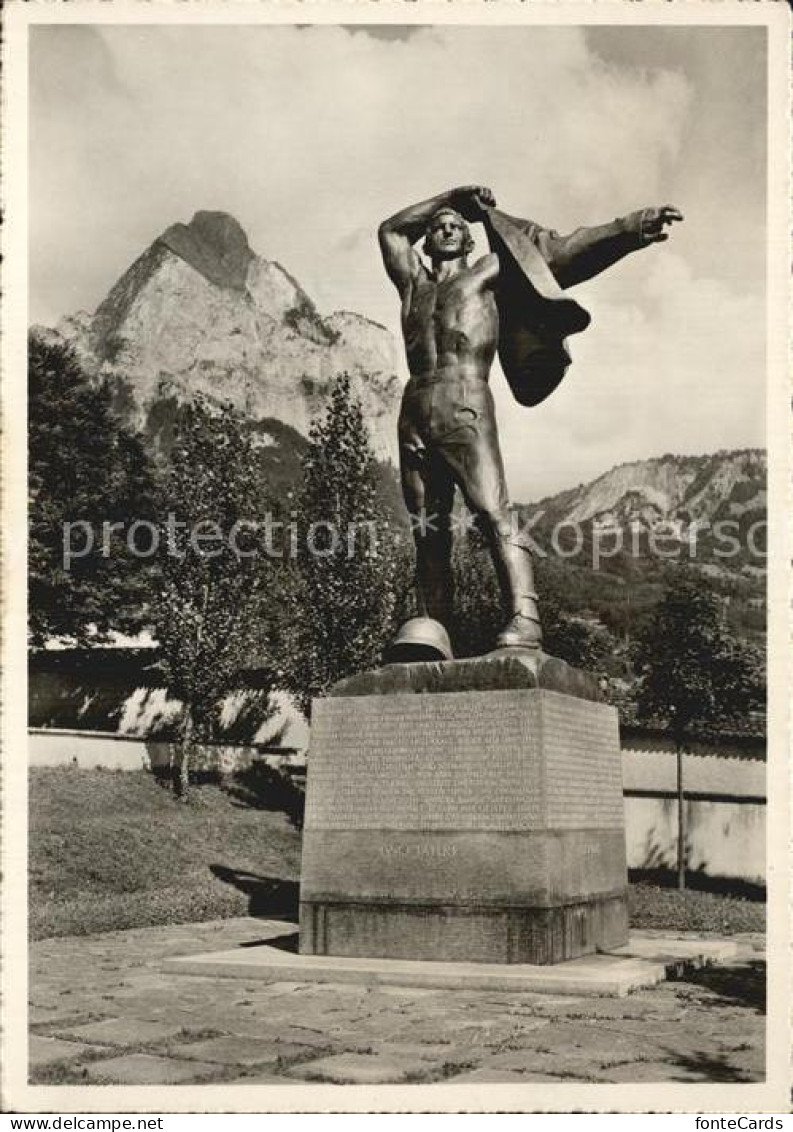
xmin=29 ymin=766 xmax=764 ymax=940
xmin=628 ymin=882 xmax=764 ymax=935
xmin=29 ymin=766 xmax=303 ymax=940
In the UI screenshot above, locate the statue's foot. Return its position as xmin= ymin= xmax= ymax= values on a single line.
xmin=493 ymin=612 xmax=543 ymax=651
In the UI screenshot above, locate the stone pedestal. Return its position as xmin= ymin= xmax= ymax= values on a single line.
xmin=299 ymin=652 xmax=629 ymax=965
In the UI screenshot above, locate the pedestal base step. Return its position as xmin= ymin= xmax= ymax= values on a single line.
xmin=162 ymin=927 xmax=738 ymax=998
xmin=299 ymin=895 xmax=629 ymax=965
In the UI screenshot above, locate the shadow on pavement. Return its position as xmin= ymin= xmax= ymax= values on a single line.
xmin=681 ymin=960 xmax=766 ymax=1013
xmin=239 ymin=931 xmax=301 ymax=953
xmin=664 ymin=1048 xmax=758 ymax=1084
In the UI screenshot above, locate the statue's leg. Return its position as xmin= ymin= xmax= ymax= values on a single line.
xmin=467 ymin=481 xmax=542 ymax=648
xmin=438 ymin=387 xmax=542 ymax=649
xmin=399 ymin=429 xmax=455 ymax=629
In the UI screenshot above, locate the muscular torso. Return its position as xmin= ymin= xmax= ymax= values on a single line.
xmin=402 ymin=260 xmax=498 ymax=385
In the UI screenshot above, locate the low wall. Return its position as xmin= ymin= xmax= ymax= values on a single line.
xmin=30 ymin=730 xmax=152 ymax=771
xmin=621 ymin=746 xmax=765 ymax=886
xmin=27 ymin=730 xmax=313 ymax=775
xmin=624 ymin=796 xmax=765 ymax=886
xmin=27 ymin=730 xmax=259 ymax=774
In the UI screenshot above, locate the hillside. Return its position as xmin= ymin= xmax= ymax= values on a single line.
xmin=517 ymin=450 xmax=766 ymax=643
xmin=526 ymin=450 xmax=765 ymax=537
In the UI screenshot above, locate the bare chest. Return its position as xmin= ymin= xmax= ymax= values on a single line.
xmin=404 ymin=273 xmax=495 ymax=340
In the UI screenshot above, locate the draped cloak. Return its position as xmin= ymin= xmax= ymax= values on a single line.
xmin=483 ymin=207 xmax=650 ymax=407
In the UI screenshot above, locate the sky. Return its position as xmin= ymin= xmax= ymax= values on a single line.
xmin=29 ymin=23 xmax=767 ymax=500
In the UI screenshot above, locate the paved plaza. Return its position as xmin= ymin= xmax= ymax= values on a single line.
xmin=28 ymin=917 xmax=765 ymax=1087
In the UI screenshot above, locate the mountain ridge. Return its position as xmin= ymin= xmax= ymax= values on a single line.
xmin=521 ymin=449 xmax=765 ymax=536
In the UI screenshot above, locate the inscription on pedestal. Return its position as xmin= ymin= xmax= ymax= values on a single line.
xmin=307 ymin=690 xmax=540 ymax=830
xmin=379 ymin=842 xmax=459 ymax=860
xmin=542 ymin=694 xmax=624 ymax=828
xmin=306 ymin=689 xmax=622 ymax=832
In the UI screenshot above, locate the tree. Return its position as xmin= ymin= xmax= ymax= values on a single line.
xmin=450 ymin=530 xmax=502 ymax=658
xmin=282 ymin=373 xmax=407 ymax=714
xmin=542 ymin=597 xmax=615 ymax=674
xmin=28 ymin=330 xmax=158 ymax=646
xmin=151 ymin=396 xmax=281 ymax=797
xmin=451 ymin=534 xmax=616 ymax=670
xmin=634 ymin=571 xmax=762 ymax=888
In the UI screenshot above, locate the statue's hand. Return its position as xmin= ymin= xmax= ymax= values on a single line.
xmin=640 ymin=205 xmax=684 ymax=243
xmin=453 ymin=185 xmax=497 ymax=220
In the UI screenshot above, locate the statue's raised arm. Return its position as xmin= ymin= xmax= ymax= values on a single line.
xmin=378 ymin=186 xmax=496 ymax=293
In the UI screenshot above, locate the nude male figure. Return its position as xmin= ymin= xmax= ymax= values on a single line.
xmin=378 ymin=185 xmax=682 ymax=652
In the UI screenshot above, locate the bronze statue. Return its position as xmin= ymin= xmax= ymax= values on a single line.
xmin=378 ymin=186 xmax=682 ymax=656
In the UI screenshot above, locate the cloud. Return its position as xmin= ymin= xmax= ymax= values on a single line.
xmin=29 ymin=25 xmax=691 ymax=321
xmin=494 ymin=247 xmax=764 ymax=499
xmin=29 ymin=24 xmax=765 ymax=497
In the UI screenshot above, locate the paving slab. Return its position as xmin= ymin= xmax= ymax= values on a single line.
xmin=286 ymin=1051 xmax=437 ymax=1084
xmin=614 ymin=937 xmax=739 ymax=967
xmin=31 ymin=1012 xmax=109 ymax=1036
xmin=168 ymin=1035 xmax=317 ymax=1067
xmin=29 ymin=1003 xmax=80 ymax=1027
xmin=381 ymin=1017 xmax=486 ymax=1046
xmin=29 ymin=916 xmax=766 ymax=1088
xmin=28 ymin=1035 xmax=106 ymax=1069
xmin=367 ymin=1041 xmax=480 ymax=1067
xmin=513 ymin=1021 xmax=653 ymax=1061
xmin=163 ymin=932 xmax=737 ymax=997
xmin=56 ymin=1017 xmax=188 ymax=1048
xmin=596 ymin=1060 xmax=719 ymax=1083
xmin=223 ymin=1073 xmax=301 ymax=1085
xmin=495 ymin=1018 xmax=554 ymax=1042
xmin=722 ymin=1045 xmax=766 ymax=1080
xmin=449 ymin=1067 xmax=564 ymax=1083
xmin=535 ymin=996 xmax=656 ymax=1020
xmin=83 ymin=1053 xmax=225 ymax=1085
xmin=221 ymin=1022 xmax=336 ymax=1047
xmin=370 ymin=986 xmax=444 ymax=999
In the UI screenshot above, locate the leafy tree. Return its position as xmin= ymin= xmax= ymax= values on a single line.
xmin=450 ymin=531 xmax=502 ymax=658
xmin=542 ymin=598 xmax=615 ymax=674
xmin=28 ymin=331 xmax=157 ymax=646
xmin=282 ymin=373 xmax=407 ymax=714
xmin=451 ymin=535 xmax=616 ymax=670
xmin=151 ymin=396 xmax=281 ymax=796
xmin=634 ymin=571 xmax=763 ymax=888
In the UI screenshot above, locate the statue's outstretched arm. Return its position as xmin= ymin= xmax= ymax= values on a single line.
xmin=535 ymin=206 xmax=684 ymax=289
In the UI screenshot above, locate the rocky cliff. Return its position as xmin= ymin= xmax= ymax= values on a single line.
xmin=521 ymin=449 xmax=766 ymax=580
xmin=50 ymin=211 xmax=402 ymax=460
xmin=529 ymin=450 xmax=764 ymax=526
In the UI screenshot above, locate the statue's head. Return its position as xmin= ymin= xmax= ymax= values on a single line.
xmin=422 ymin=208 xmax=475 ymax=262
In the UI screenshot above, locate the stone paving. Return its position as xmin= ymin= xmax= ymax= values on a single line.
xmin=28 ymin=917 xmax=766 ymax=1087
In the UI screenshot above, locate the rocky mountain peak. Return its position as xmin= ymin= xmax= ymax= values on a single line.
xmin=50 ymin=211 xmax=402 ymax=461
xmin=159 ymin=210 xmax=254 ymax=291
